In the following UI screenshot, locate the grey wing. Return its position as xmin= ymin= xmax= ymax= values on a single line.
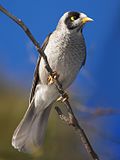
xmin=29 ymin=33 xmax=52 ymax=103
xmin=82 ymin=52 xmax=86 ymax=66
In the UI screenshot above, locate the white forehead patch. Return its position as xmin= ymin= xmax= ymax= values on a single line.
xmin=80 ymin=13 xmax=87 ymax=19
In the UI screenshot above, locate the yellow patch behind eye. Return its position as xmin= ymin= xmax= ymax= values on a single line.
xmin=70 ymin=16 xmax=75 ymax=21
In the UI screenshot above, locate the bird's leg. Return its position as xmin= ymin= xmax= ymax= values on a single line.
xmin=57 ymin=92 xmax=69 ymax=102
xmin=47 ymin=71 xmax=59 ymax=85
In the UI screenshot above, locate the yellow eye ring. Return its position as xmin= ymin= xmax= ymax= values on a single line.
xmin=70 ymin=16 xmax=75 ymax=21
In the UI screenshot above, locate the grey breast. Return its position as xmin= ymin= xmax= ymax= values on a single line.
xmin=39 ymin=30 xmax=86 ymax=89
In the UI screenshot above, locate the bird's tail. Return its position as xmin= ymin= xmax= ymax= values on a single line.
xmin=12 ymin=99 xmax=52 ymax=153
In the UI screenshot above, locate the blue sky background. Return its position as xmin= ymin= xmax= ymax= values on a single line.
xmin=0 ymin=0 xmax=120 ymax=159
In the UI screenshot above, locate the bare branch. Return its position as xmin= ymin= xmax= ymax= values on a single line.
xmin=55 ymin=106 xmax=70 ymax=123
xmin=90 ymin=108 xmax=120 ymax=117
xmin=55 ymin=106 xmax=99 ymax=160
xmin=0 ymin=5 xmax=100 ymax=160
xmin=77 ymin=106 xmax=120 ymax=120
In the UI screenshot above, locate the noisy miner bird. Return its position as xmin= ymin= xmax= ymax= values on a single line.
xmin=12 ymin=11 xmax=93 ymax=153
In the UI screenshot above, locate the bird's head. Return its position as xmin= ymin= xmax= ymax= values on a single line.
xmin=57 ymin=11 xmax=93 ymax=33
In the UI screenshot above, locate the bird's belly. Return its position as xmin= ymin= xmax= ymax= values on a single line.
xmin=39 ymin=48 xmax=83 ymax=89
xmin=58 ymin=57 xmax=82 ymax=89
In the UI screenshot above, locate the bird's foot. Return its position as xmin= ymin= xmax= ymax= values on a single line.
xmin=47 ymin=71 xmax=59 ymax=85
xmin=57 ymin=92 xmax=69 ymax=102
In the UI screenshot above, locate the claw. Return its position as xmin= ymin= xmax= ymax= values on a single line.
xmin=47 ymin=71 xmax=59 ymax=85
xmin=57 ymin=96 xmax=63 ymax=102
xmin=47 ymin=75 xmax=54 ymax=85
xmin=57 ymin=92 xmax=69 ymax=102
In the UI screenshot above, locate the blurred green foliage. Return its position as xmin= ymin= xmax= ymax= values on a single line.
xmin=0 ymin=79 xmax=85 ymax=160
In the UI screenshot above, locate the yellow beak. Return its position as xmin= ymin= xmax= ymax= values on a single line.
xmin=81 ymin=17 xmax=93 ymax=24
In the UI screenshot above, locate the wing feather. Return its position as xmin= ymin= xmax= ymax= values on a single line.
xmin=29 ymin=33 xmax=52 ymax=103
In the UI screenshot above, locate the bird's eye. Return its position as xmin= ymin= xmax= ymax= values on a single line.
xmin=70 ymin=16 xmax=78 ymax=21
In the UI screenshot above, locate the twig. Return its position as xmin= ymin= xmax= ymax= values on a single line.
xmin=0 ymin=4 xmax=100 ymax=160
xmin=76 ymin=106 xmax=120 ymax=120
xmin=55 ymin=106 xmax=99 ymax=160
xmin=55 ymin=106 xmax=70 ymax=123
